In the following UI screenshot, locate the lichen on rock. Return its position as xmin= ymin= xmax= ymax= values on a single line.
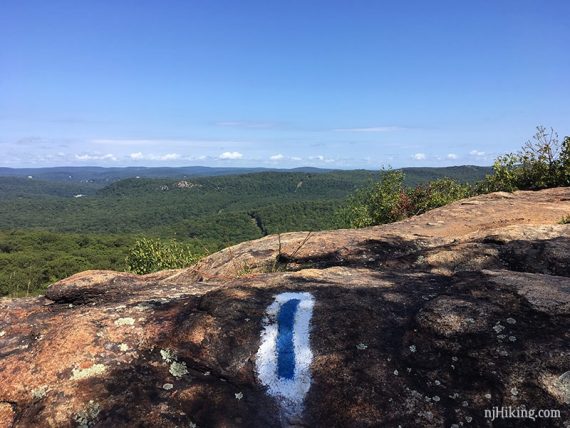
xmin=168 ymin=361 xmax=189 ymax=378
xmin=71 ymin=364 xmax=107 ymax=381
xmin=74 ymin=400 xmax=101 ymax=428
xmin=114 ymin=317 xmax=135 ymax=326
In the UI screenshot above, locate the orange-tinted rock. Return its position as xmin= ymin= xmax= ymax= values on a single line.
xmin=0 ymin=188 xmax=569 ymax=427
xmin=0 ymin=403 xmax=15 ymax=428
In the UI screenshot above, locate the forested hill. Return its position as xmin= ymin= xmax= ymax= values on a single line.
xmin=0 ymin=176 xmax=100 ymax=199
xmin=0 ymin=166 xmax=335 ymax=184
xmin=0 ymin=166 xmax=491 ymax=296
xmin=0 ymin=167 xmax=491 ymax=238
xmin=0 ymin=165 xmax=491 ymax=186
xmin=0 ymin=167 xmax=491 ymax=236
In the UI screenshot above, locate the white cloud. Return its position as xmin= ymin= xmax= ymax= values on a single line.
xmin=129 ymin=152 xmax=180 ymax=161
xmin=413 ymin=153 xmax=426 ymax=160
xmin=291 ymin=156 xmax=302 ymax=161
xmin=333 ymin=126 xmax=403 ymax=133
xmin=308 ymin=155 xmax=336 ymax=163
xmin=75 ymin=153 xmax=117 ymax=161
xmin=447 ymin=153 xmax=458 ymax=160
xmin=219 ymin=151 xmax=243 ymax=160
xmin=270 ymin=154 xmax=284 ymax=160
xmin=470 ymin=150 xmax=485 ymax=156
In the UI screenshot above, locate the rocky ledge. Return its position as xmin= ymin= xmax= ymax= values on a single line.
xmin=1 ymin=188 xmax=570 ymax=427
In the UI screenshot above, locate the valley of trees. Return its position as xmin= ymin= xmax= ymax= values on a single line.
xmin=0 ymin=166 xmax=490 ymax=296
xmin=2 ymin=127 xmax=567 ymax=298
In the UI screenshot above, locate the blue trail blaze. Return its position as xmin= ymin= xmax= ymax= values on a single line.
xmin=276 ymin=298 xmax=301 ymax=379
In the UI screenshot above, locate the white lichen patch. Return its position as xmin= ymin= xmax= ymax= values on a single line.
xmin=114 ymin=317 xmax=135 ymax=326
xmin=163 ymin=383 xmax=174 ymax=390
xmin=409 ymin=345 xmax=417 ymax=353
xmin=74 ymin=400 xmax=100 ymax=428
xmin=169 ymin=361 xmax=188 ymax=378
xmin=506 ymin=317 xmax=516 ymax=324
xmin=493 ymin=323 xmax=505 ymax=334
xmin=31 ymin=385 xmax=49 ymax=399
xmin=0 ymin=330 xmax=5 ymax=337
xmin=356 ymin=343 xmax=368 ymax=350
xmin=160 ymin=349 xmax=176 ymax=363
xmin=235 ymin=392 xmax=243 ymax=400
xmin=118 ymin=343 xmax=129 ymax=352
xmin=71 ymin=364 xmax=107 ymax=381
xmin=510 ymin=387 xmax=519 ymax=396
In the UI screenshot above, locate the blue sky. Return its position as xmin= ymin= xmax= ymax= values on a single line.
xmin=1 ymin=1 xmax=569 ymax=168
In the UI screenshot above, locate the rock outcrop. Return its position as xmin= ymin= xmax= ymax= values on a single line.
xmin=1 ymin=188 xmax=569 ymax=427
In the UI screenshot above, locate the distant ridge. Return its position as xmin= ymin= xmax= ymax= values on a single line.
xmin=0 ymin=166 xmax=336 ymax=183
xmin=0 ymin=165 xmax=491 ymax=184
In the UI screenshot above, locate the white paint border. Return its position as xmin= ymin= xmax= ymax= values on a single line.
xmin=255 ymin=292 xmax=315 ymax=417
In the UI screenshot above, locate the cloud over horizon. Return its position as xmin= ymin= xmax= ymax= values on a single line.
xmin=75 ymin=153 xmax=117 ymax=161
xmin=218 ymin=151 xmax=243 ymax=160
xmin=129 ymin=152 xmax=181 ymax=161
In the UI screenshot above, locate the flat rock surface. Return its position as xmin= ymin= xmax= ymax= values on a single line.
xmin=1 ymin=188 xmax=569 ymax=427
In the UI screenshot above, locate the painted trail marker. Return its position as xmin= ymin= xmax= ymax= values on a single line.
xmin=256 ymin=292 xmax=315 ymax=418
